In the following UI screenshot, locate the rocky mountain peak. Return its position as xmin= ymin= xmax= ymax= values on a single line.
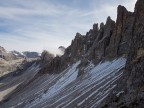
xmin=100 ymin=0 xmax=144 ymax=107
xmin=100 ymin=22 xmax=104 ymax=28
xmin=106 ymin=16 xmax=112 ymax=24
xmin=93 ymin=23 xmax=99 ymax=31
xmin=0 ymin=46 xmax=6 ymax=53
xmin=135 ymin=0 xmax=144 ymax=16
xmin=117 ymin=5 xmax=127 ymax=13
xmin=75 ymin=32 xmax=82 ymax=38
xmin=58 ymin=46 xmax=66 ymax=54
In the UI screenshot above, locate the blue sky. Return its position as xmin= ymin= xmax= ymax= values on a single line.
xmin=0 ymin=0 xmax=136 ymax=54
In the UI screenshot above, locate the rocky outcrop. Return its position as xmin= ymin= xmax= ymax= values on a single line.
xmin=115 ymin=5 xmax=134 ymax=55
xmin=41 ymin=50 xmax=54 ymax=64
xmin=39 ymin=10 xmax=131 ymax=74
xmin=58 ymin=46 xmax=66 ymax=54
xmin=39 ymin=3 xmax=144 ymax=107
xmin=120 ymin=0 xmax=144 ymax=107
xmin=0 ymin=46 xmax=6 ymax=53
xmin=0 ymin=46 xmax=6 ymax=59
xmin=39 ymin=55 xmax=62 ymax=74
xmin=0 ymin=46 xmax=16 ymax=60
xmin=100 ymin=0 xmax=144 ymax=107
xmin=90 ymin=16 xmax=115 ymax=60
xmin=125 ymin=0 xmax=144 ymax=94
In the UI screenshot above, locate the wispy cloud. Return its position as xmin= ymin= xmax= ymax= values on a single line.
xmin=0 ymin=0 xmax=136 ymax=54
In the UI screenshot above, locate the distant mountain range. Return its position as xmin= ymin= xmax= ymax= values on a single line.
xmin=10 ymin=50 xmax=41 ymax=58
xmin=0 ymin=46 xmax=40 ymax=60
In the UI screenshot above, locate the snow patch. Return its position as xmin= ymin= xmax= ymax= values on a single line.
xmin=43 ymin=61 xmax=80 ymax=98
xmin=116 ymin=91 xmax=124 ymax=97
xmin=29 ymin=61 xmax=81 ymax=107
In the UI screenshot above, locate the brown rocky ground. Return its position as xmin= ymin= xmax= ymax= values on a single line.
xmin=0 ymin=58 xmax=24 ymax=77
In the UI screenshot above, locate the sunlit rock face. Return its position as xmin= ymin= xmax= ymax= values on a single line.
xmin=0 ymin=46 xmax=16 ymax=60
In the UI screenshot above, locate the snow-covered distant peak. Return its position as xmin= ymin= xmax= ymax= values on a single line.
xmin=10 ymin=50 xmax=40 ymax=58
xmin=10 ymin=50 xmax=25 ymax=58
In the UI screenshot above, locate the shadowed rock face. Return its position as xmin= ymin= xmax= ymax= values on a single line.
xmin=123 ymin=0 xmax=144 ymax=106
xmin=40 ymin=17 xmax=116 ymax=73
xmin=39 ymin=6 xmax=133 ymax=74
xmin=126 ymin=0 xmax=144 ymax=91
xmin=114 ymin=5 xmax=134 ymax=55
xmin=38 ymin=0 xmax=144 ymax=107
xmin=100 ymin=0 xmax=144 ymax=107
xmin=135 ymin=0 xmax=144 ymax=16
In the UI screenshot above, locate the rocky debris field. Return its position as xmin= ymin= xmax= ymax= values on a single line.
xmin=0 ymin=58 xmax=126 ymax=108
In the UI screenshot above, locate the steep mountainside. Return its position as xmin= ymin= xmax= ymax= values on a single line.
xmin=1 ymin=58 xmax=126 ymax=108
xmin=0 ymin=0 xmax=144 ymax=108
xmin=101 ymin=0 xmax=144 ymax=107
xmin=38 ymin=7 xmax=133 ymax=74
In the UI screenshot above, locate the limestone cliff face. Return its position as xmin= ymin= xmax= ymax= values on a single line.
xmin=100 ymin=0 xmax=144 ymax=107
xmin=22 ymin=0 xmax=144 ymax=107
xmin=39 ymin=12 xmax=127 ymax=74
xmin=39 ymin=7 xmax=130 ymax=73
xmin=113 ymin=5 xmax=134 ymax=55
xmin=124 ymin=0 xmax=144 ymax=106
xmin=126 ymin=0 xmax=144 ymax=93
xmin=39 ymin=3 xmax=144 ymax=107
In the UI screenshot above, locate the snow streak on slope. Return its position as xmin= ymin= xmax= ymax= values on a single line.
xmin=28 ymin=61 xmax=81 ymax=107
xmin=1 ymin=58 xmax=126 ymax=108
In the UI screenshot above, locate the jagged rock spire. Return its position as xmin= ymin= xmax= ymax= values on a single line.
xmin=135 ymin=0 xmax=144 ymax=16
xmin=93 ymin=23 xmax=99 ymax=31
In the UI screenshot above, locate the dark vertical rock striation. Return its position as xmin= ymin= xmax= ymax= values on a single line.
xmin=101 ymin=0 xmax=144 ymax=107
